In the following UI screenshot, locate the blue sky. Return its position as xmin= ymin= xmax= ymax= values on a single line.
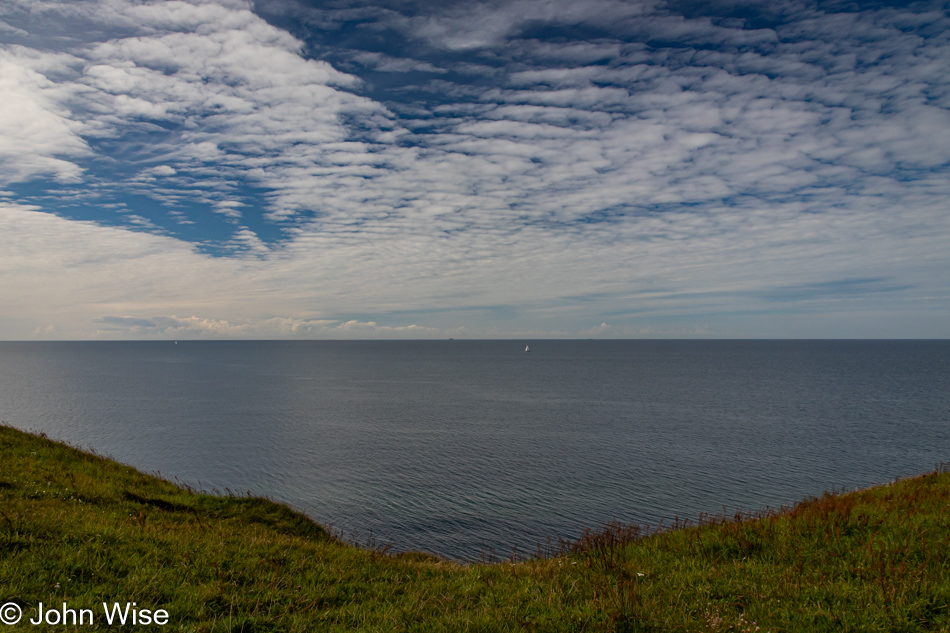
xmin=1 ymin=0 xmax=948 ymax=339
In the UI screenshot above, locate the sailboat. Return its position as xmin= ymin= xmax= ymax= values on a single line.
xmin=525 ymin=345 xmax=530 ymax=352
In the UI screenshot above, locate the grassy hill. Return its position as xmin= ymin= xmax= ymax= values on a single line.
xmin=1 ymin=424 xmax=948 ymax=631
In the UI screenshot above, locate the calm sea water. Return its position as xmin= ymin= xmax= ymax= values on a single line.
xmin=1 ymin=340 xmax=948 ymax=560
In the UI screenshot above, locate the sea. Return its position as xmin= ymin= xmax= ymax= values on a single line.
xmin=1 ymin=340 xmax=948 ymax=561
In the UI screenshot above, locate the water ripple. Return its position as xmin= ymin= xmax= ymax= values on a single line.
xmin=1 ymin=340 xmax=948 ymax=560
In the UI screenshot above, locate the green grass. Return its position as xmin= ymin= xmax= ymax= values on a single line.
xmin=1 ymin=424 xmax=948 ymax=631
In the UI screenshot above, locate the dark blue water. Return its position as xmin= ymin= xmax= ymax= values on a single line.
xmin=1 ymin=340 xmax=948 ymax=560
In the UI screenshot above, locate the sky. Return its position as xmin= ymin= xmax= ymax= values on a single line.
xmin=0 ymin=0 xmax=948 ymax=340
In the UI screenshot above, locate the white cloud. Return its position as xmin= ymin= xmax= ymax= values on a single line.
xmin=347 ymin=51 xmax=447 ymax=73
xmin=139 ymin=164 xmax=176 ymax=177
xmin=1 ymin=0 xmax=949 ymax=338
xmin=213 ymin=200 xmax=245 ymax=218
xmin=0 ymin=48 xmax=90 ymax=184
xmin=227 ymin=226 xmax=269 ymax=254
xmin=385 ymin=0 xmax=664 ymax=51
xmin=91 ymin=314 xmax=442 ymax=339
xmin=1 ymin=0 xmax=388 ymax=220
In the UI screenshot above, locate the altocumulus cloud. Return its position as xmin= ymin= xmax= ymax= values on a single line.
xmin=0 ymin=0 xmax=948 ymax=339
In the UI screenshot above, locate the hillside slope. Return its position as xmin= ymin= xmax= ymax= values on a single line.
xmin=1 ymin=425 xmax=948 ymax=631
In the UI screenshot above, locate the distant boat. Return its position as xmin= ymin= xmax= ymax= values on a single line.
xmin=525 ymin=345 xmax=530 ymax=352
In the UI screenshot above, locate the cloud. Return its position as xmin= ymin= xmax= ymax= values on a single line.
xmin=1 ymin=0 xmax=949 ymax=338
xmin=380 ymin=0 xmax=664 ymax=51
xmin=213 ymin=200 xmax=245 ymax=218
xmin=227 ymin=226 xmax=269 ymax=254
xmin=97 ymin=315 xmax=157 ymax=328
xmin=0 ymin=48 xmax=90 ymax=184
xmin=346 ymin=51 xmax=447 ymax=73
xmin=1 ymin=0 xmax=388 ymax=222
xmin=136 ymin=164 xmax=177 ymax=179
xmin=760 ymin=278 xmax=914 ymax=303
xmin=92 ymin=313 xmax=441 ymax=339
